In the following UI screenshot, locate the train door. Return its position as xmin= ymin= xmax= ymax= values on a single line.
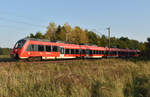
xmin=59 ymin=47 xmax=64 ymax=58
xmin=85 ymin=48 xmax=89 ymax=58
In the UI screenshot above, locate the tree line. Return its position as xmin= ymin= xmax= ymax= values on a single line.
xmin=0 ymin=22 xmax=149 ymax=58
xmin=28 ymin=22 xmax=150 ymax=57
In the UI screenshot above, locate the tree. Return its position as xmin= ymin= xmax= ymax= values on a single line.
xmin=100 ymin=35 xmax=108 ymax=47
xmin=146 ymin=38 xmax=150 ymax=48
xmin=63 ymin=23 xmax=72 ymax=43
xmin=72 ymin=26 xmax=88 ymax=44
xmin=29 ymin=33 xmax=35 ymax=38
xmin=28 ymin=32 xmax=45 ymax=39
xmin=45 ymin=22 xmax=57 ymax=40
xmin=144 ymin=37 xmax=150 ymax=57
xmin=34 ymin=32 xmax=45 ymax=39
xmin=86 ymin=31 xmax=100 ymax=45
xmin=55 ymin=25 xmax=66 ymax=41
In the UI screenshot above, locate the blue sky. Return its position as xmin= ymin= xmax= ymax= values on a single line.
xmin=0 ymin=0 xmax=149 ymax=48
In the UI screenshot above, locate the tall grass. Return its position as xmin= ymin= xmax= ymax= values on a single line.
xmin=0 ymin=59 xmax=150 ymax=97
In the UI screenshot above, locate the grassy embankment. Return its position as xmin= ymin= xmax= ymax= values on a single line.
xmin=0 ymin=56 xmax=150 ymax=97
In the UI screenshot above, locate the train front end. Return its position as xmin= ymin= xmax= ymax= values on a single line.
xmin=10 ymin=39 xmax=26 ymax=60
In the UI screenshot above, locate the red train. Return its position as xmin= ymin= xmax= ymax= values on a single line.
xmin=10 ymin=38 xmax=140 ymax=60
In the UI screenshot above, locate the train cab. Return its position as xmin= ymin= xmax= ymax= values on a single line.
xmin=10 ymin=39 xmax=27 ymax=59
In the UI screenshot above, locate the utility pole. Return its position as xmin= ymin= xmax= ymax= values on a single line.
xmin=107 ymin=27 xmax=111 ymax=56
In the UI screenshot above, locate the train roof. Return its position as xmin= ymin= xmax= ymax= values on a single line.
xmin=23 ymin=38 xmax=65 ymax=43
xmin=19 ymin=38 xmax=140 ymax=51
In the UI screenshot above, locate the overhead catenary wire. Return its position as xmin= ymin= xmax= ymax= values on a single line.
xmin=0 ymin=17 xmax=46 ymax=28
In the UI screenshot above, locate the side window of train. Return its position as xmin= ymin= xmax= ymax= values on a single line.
xmin=53 ymin=46 xmax=58 ymax=52
xmin=95 ymin=50 xmax=96 ymax=54
xmin=65 ymin=49 xmax=70 ymax=54
xmin=97 ymin=51 xmax=100 ymax=54
xmin=99 ymin=51 xmax=102 ymax=54
xmin=96 ymin=50 xmax=98 ymax=54
xmin=95 ymin=50 xmax=97 ymax=54
xmin=27 ymin=44 xmax=32 ymax=51
xmin=106 ymin=51 xmax=108 ymax=55
xmin=71 ymin=49 xmax=75 ymax=54
xmin=34 ymin=45 xmax=38 ymax=51
xmin=94 ymin=50 xmax=96 ymax=54
xmin=38 ymin=45 xmax=44 ymax=51
xmin=27 ymin=44 xmax=36 ymax=51
xmin=99 ymin=51 xmax=101 ymax=54
xmin=46 ymin=45 xmax=52 ymax=52
xmin=102 ymin=51 xmax=104 ymax=54
xmin=82 ymin=50 xmax=86 ymax=54
xmin=89 ymin=50 xmax=92 ymax=54
xmin=76 ymin=49 xmax=80 ymax=54
xmin=112 ymin=51 xmax=114 ymax=55
xmin=119 ymin=51 xmax=121 ymax=55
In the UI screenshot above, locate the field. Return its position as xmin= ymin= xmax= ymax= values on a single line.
xmin=0 ymin=56 xmax=150 ymax=97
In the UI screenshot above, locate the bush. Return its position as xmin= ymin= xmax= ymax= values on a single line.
xmin=124 ymin=75 xmax=150 ymax=97
xmin=0 ymin=48 xmax=11 ymax=55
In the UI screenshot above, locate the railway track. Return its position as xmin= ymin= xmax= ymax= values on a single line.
xmin=0 ymin=58 xmax=89 ymax=64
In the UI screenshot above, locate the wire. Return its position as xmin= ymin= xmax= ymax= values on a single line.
xmin=0 ymin=17 xmax=46 ymax=28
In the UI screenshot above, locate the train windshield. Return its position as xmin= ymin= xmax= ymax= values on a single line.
xmin=14 ymin=40 xmax=26 ymax=48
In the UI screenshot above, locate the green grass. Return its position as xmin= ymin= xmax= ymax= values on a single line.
xmin=0 ymin=55 xmax=10 ymax=58
xmin=0 ymin=55 xmax=15 ymax=61
xmin=0 ymin=59 xmax=150 ymax=97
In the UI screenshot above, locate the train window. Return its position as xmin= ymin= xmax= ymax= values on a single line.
xmin=15 ymin=40 xmax=26 ymax=48
xmin=95 ymin=50 xmax=97 ymax=54
xmin=82 ymin=50 xmax=86 ymax=54
xmin=115 ymin=51 xmax=117 ymax=55
xmin=113 ymin=51 xmax=115 ymax=55
xmin=26 ymin=44 xmax=38 ymax=51
xmin=89 ymin=50 xmax=92 ymax=54
xmin=38 ymin=45 xmax=44 ymax=51
xmin=98 ymin=51 xmax=100 ymax=54
xmin=26 ymin=44 xmax=32 ymax=51
xmin=75 ymin=49 xmax=80 ymax=54
xmin=46 ymin=45 xmax=52 ymax=52
xmin=112 ymin=51 xmax=114 ymax=55
xmin=53 ymin=46 xmax=58 ymax=52
xmin=96 ymin=50 xmax=98 ymax=54
xmin=95 ymin=50 xmax=96 ymax=54
xmin=125 ymin=52 xmax=128 ymax=56
xmin=65 ymin=49 xmax=70 ymax=54
xmin=27 ymin=44 xmax=33 ymax=51
xmin=71 ymin=49 xmax=75 ymax=54
xmin=123 ymin=52 xmax=126 ymax=55
xmin=119 ymin=51 xmax=121 ymax=55
xmin=98 ymin=51 xmax=101 ymax=54
xmin=99 ymin=51 xmax=101 ymax=54
xmin=106 ymin=51 xmax=109 ymax=55
xmin=111 ymin=51 xmax=113 ymax=55
xmin=34 ymin=45 xmax=38 ymax=51
xmin=102 ymin=51 xmax=104 ymax=54
xmin=110 ymin=51 xmax=112 ymax=55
